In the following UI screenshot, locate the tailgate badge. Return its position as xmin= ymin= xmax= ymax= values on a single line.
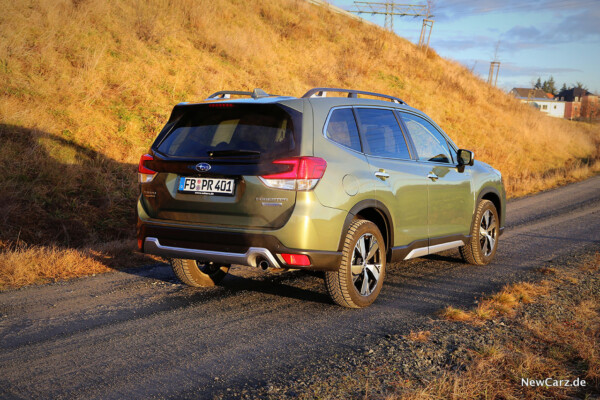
xmin=195 ymin=163 xmax=211 ymax=172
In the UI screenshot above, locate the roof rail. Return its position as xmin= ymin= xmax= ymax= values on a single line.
xmin=206 ymin=88 xmax=273 ymax=100
xmin=301 ymin=87 xmax=406 ymax=105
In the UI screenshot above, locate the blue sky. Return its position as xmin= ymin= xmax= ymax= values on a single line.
xmin=328 ymin=0 xmax=600 ymax=93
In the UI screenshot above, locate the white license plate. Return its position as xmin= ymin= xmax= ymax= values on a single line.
xmin=178 ymin=177 xmax=235 ymax=195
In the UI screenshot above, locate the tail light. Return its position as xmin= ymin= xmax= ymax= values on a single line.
xmin=259 ymin=157 xmax=327 ymax=191
xmin=280 ymin=253 xmax=311 ymax=266
xmin=138 ymin=154 xmax=157 ymax=183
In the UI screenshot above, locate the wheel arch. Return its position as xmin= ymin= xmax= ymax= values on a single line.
xmin=338 ymin=200 xmax=394 ymax=262
xmin=477 ymin=186 xmax=502 ymax=224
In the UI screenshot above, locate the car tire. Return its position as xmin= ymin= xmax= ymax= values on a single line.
xmin=170 ymin=259 xmax=229 ymax=287
xmin=325 ymin=219 xmax=386 ymax=308
xmin=459 ymin=199 xmax=499 ymax=265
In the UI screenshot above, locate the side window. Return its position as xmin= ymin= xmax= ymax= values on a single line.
xmin=325 ymin=108 xmax=361 ymax=152
xmin=400 ymin=113 xmax=453 ymax=163
xmin=354 ymin=108 xmax=411 ymax=159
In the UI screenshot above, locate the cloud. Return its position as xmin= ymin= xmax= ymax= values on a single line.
xmin=504 ymin=26 xmax=542 ymax=41
xmin=434 ymin=0 xmax=598 ymax=19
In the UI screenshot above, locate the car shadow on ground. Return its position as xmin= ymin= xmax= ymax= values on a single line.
xmin=121 ymin=262 xmax=333 ymax=305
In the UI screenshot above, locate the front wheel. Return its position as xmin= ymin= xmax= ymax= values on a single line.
xmin=325 ymin=220 xmax=386 ymax=308
xmin=460 ymin=199 xmax=499 ymax=265
xmin=170 ymin=259 xmax=229 ymax=287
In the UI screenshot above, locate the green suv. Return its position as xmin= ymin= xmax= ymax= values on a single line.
xmin=137 ymin=88 xmax=505 ymax=308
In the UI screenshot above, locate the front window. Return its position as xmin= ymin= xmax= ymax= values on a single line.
xmin=400 ymin=112 xmax=454 ymax=163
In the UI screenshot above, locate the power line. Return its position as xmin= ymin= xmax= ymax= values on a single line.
xmin=350 ymin=1 xmax=433 ymax=31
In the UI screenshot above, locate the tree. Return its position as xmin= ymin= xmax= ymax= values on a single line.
xmin=574 ymin=81 xmax=588 ymax=90
xmin=560 ymin=83 xmax=567 ymax=93
xmin=534 ymin=77 xmax=542 ymax=89
xmin=542 ymin=76 xmax=557 ymax=95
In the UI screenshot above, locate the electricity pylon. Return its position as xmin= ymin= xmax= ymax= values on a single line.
xmin=487 ymin=61 xmax=500 ymax=87
xmin=351 ymin=1 xmax=431 ymax=32
xmin=418 ymin=18 xmax=434 ymax=53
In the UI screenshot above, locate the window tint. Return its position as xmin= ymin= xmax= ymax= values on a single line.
xmin=325 ymin=108 xmax=361 ymax=152
xmin=400 ymin=113 xmax=453 ymax=163
xmin=354 ymin=108 xmax=411 ymax=159
xmin=156 ymin=104 xmax=296 ymax=158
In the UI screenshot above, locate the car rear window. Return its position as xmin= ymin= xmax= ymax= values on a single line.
xmin=156 ymin=104 xmax=299 ymax=159
xmin=325 ymin=108 xmax=362 ymax=152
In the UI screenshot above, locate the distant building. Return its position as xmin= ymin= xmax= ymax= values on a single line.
xmin=556 ymin=88 xmax=599 ymax=120
xmin=510 ymin=88 xmax=566 ymax=118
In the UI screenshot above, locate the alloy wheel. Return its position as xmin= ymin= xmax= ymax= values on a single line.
xmin=479 ymin=209 xmax=497 ymax=257
xmin=350 ymin=233 xmax=382 ymax=296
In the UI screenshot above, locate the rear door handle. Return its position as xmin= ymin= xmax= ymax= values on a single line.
xmin=427 ymin=173 xmax=438 ymax=180
xmin=375 ymin=171 xmax=390 ymax=179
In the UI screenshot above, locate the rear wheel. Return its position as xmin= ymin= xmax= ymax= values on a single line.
xmin=170 ymin=259 xmax=229 ymax=287
xmin=460 ymin=199 xmax=499 ymax=265
xmin=325 ymin=220 xmax=386 ymax=308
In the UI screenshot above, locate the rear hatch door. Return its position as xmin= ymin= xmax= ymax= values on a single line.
xmin=141 ymin=102 xmax=302 ymax=229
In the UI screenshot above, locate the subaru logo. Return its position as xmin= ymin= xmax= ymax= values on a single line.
xmin=195 ymin=163 xmax=211 ymax=172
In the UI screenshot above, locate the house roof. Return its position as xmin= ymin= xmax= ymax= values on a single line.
xmin=556 ymin=87 xmax=594 ymax=102
xmin=510 ymin=88 xmax=552 ymax=99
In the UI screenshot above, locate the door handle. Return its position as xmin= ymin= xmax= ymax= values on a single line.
xmin=375 ymin=171 xmax=390 ymax=180
xmin=427 ymin=172 xmax=438 ymax=180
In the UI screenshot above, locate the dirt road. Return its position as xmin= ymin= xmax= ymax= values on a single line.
xmin=1 ymin=176 xmax=599 ymax=399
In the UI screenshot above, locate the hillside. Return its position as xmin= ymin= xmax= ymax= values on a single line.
xmin=0 ymin=0 xmax=598 ymax=287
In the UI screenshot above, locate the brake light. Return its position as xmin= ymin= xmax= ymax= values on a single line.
xmin=138 ymin=154 xmax=157 ymax=183
xmin=208 ymin=103 xmax=234 ymax=108
xmin=280 ymin=253 xmax=311 ymax=266
xmin=259 ymin=157 xmax=327 ymax=191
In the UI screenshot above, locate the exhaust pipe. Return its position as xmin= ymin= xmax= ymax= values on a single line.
xmin=257 ymin=258 xmax=270 ymax=270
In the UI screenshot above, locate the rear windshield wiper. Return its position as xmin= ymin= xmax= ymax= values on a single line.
xmin=208 ymin=150 xmax=261 ymax=158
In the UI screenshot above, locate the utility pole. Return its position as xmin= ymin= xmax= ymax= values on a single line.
xmin=487 ymin=41 xmax=501 ymax=87
xmin=418 ymin=19 xmax=434 ymax=53
xmin=351 ymin=1 xmax=431 ymax=32
xmin=487 ymin=61 xmax=500 ymax=87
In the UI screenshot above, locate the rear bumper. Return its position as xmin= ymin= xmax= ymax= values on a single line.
xmin=138 ymin=222 xmax=342 ymax=271
xmin=144 ymin=237 xmax=282 ymax=268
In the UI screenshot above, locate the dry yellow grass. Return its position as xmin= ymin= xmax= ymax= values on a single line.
xmin=441 ymin=281 xmax=551 ymax=324
xmin=0 ymin=0 xmax=599 ymax=288
xmin=0 ymin=240 xmax=160 ymax=290
xmin=403 ymin=254 xmax=600 ymax=400
xmin=406 ymin=330 xmax=432 ymax=342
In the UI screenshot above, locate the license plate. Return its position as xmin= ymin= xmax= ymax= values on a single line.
xmin=178 ymin=177 xmax=235 ymax=196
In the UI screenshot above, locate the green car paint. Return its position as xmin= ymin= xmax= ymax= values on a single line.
xmin=136 ymin=88 xmax=505 ymax=305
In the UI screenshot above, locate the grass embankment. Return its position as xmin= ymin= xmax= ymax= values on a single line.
xmin=1 ymin=0 xmax=599 ymax=289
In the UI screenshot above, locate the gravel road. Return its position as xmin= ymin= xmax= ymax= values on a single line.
xmin=1 ymin=176 xmax=599 ymax=399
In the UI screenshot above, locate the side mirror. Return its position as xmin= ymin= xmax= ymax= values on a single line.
xmin=457 ymin=149 xmax=474 ymax=166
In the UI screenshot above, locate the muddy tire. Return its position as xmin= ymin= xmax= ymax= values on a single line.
xmin=170 ymin=259 xmax=229 ymax=287
xmin=325 ymin=219 xmax=386 ymax=308
xmin=459 ymin=199 xmax=499 ymax=265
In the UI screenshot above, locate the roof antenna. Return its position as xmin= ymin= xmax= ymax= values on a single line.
xmin=251 ymin=88 xmax=269 ymax=99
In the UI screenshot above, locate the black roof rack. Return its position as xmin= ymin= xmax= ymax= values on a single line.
xmin=206 ymin=88 xmax=273 ymax=100
xmin=301 ymin=87 xmax=406 ymax=105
